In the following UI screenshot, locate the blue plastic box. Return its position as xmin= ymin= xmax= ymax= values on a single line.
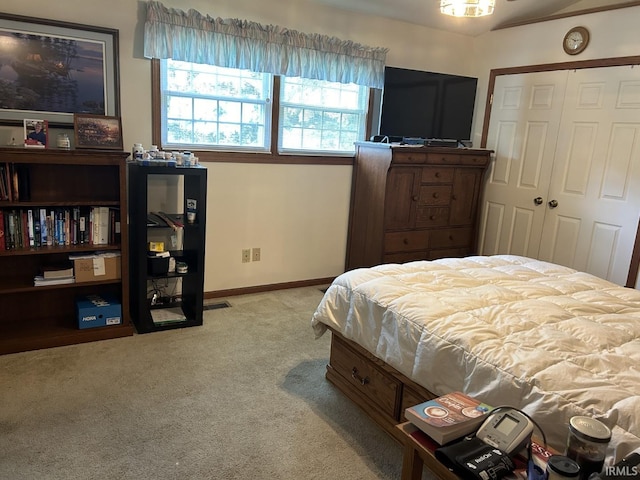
xmin=76 ymin=294 xmax=122 ymax=329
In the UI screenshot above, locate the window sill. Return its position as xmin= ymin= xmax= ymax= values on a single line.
xmin=193 ymin=150 xmax=354 ymax=165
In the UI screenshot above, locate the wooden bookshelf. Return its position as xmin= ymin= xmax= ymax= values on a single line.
xmin=0 ymin=148 xmax=134 ymax=355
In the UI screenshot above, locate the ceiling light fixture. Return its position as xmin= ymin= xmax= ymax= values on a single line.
xmin=440 ymin=0 xmax=495 ymax=17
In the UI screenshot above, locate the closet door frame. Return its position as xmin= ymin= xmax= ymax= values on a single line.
xmin=479 ymin=55 xmax=640 ymax=288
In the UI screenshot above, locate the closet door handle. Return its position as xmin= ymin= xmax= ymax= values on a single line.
xmin=534 ymin=196 xmax=543 ymax=206
xmin=548 ymin=199 xmax=558 ymax=209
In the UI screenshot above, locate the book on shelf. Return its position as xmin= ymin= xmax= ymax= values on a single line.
xmin=89 ymin=206 xmax=111 ymax=245
xmin=404 ymin=391 xmax=492 ymax=445
xmin=27 ymin=209 xmax=35 ymax=247
xmin=39 ymin=208 xmax=48 ymax=246
xmin=147 ymin=213 xmax=165 ymax=227
xmin=33 ymin=275 xmax=75 ymax=286
xmin=109 ymin=207 xmax=121 ymax=244
xmin=150 ymin=307 xmax=187 ymax=325
xmin=0 ymin=205 xmax=126 ymax=251
xmin=0 ymin=164 xmax=8 ymax=200
xmin=0 ymin=210 xmax=5 ymax=250
xmin=41 ymin=264 xmax=74 ymax=279
xmin=154 ymin=211 xmax=183 ymax=230
xmin=0 ymin=162 xmax=29 ymax=201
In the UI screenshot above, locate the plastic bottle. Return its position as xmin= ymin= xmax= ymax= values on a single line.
xmin=57 ymin=134 xmax=70 ymax=149
xmin=132 ymin=143 xmax=144 ymax=160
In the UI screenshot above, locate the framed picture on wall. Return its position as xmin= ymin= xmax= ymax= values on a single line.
xmin=0 ymin=13 xmax=120 ymax=126
xmin=74 ymin=114 xmax=123 ymax=150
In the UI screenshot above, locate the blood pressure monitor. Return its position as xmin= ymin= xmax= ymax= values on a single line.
xmin=435 ymin=407 xmax=537 ymax=479
xmin=475 ymin=407 xmax=534 ymax=455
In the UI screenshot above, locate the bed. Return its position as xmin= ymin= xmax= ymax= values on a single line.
xmin=311 ymin=255 xmax=640 ymax=463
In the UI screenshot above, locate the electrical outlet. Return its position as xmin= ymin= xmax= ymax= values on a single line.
xmin=242 ymin=249 xmax=251 ymax=263
xmin=252 ymin=247 xmax=261 ymax=262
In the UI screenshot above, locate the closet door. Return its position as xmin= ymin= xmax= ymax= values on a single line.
xmin=539 ymin=65 xmax=640 ymax=285
xmin=478 ymin=70 xmax=568 ymax=257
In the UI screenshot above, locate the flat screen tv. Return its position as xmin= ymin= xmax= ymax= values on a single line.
xmin=378 ymin=66 xmax=478 ymax=142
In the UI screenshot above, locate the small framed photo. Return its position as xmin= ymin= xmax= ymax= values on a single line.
xmin=24 ymin=119 xmax=48 ymax=148
xmin=74 ymin=114 xmax=123 ymax=150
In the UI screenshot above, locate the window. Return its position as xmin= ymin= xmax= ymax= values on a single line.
xmin=159 ymin=60 xmax=369 ymax=156
xmin=161 ymin=59 xmax=272 ymax=152
xmin=279 ymin=77 xmax=369 ymax=154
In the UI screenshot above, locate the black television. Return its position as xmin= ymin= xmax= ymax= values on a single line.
xmin=378 ymin=66 xmax=478 ymax=142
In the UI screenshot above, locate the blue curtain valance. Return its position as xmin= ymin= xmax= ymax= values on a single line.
xmin=143 ymin=0 xmax=388 ymax=88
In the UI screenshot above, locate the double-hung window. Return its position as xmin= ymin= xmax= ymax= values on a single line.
xmin=159 ymin=59 xmax=369 ymax=156
xmin=279 ymin=77 xmax=369 ymax=155
xmin=161 ymin=59 xmax=272 ymax=152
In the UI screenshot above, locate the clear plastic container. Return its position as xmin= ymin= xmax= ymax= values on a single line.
xmin=57 ymin=133 xmax=70 ymax=149
xmin=546 ymin=455 xmax=580 ymax=480
xmin=566 ymin=416 xmax=611 ymax=480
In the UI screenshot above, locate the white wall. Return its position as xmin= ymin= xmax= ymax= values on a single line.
xmin=0 ymin=0 xmax=473 ymax=292
xmin=471 ymin=5 xmax=640 ymax=147
xmin=2 ymin=0 xmax=637 ymax=292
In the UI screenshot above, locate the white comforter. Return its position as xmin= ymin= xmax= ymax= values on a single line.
xmin=311 ymin=255 xmax=640 ymax=461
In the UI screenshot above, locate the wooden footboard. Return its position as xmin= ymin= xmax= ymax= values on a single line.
xmin=325 ymin=328 xmax=437 ymax=443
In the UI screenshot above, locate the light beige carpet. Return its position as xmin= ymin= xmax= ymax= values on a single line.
xmin=0 ymin=286 xmax=436 ymax=480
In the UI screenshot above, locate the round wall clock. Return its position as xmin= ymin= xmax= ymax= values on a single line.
xmin=563 ymin=26 xmax=590 ymax=55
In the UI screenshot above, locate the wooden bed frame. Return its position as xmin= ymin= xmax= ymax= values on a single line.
xmin=325 ymin=326 xmax=437 ymax=444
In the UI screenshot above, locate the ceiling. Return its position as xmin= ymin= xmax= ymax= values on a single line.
xmin=308 ymin=0 xmax=631 ymax=37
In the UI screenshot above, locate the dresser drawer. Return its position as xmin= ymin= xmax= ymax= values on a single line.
xmin=426 ymin=153 xmax=461 ymax=165
xmin=419 ymin=185 xmax=452 ymax=205
xmin=383 ymin=251 xmax=429 ymax=264
xmin=393 ymin=152 xmax=428 ymax=164
xmin=401 ymin=385 xmax=433 ymax=416
xmin=384 ymin=230 xmax=430 ymax=252
xmin=430 ymin=227 xmax=473 ymax=248
xmin=427 ymin=247 xmax=470 ymax=260
xmin=459 ymin=154 xmax=490 ymax=166
xmin=421 ymin=167 xmax=454 ymax=183
xmin=416 ymin=207 xmax=450 ymax=227
xmin=330 ymin=335 xmax=401 ymax=417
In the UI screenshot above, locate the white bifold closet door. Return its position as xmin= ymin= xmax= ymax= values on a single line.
xmin=479 ymin=65 xmax=640 ymax=286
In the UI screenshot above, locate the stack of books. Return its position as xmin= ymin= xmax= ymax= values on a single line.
xmin=34 ymin=265 xmax=75 ymax=287
xmin=405 ymin=391 xmax=492 ymax=445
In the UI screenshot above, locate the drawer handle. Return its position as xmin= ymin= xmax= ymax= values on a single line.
xmin=430 ymin=215 xmax=436 ymax=220
xmin=432 ymin=192 xmax=439 ymax=199
xmin=412 ymin=195 xmax=419 ymax=201
xmin=403 ymin=238 xmax=409 ymax=245
xmin=351 ymin=367 xmax=369 ymax=386
xmin=435 ymin=172 xmax=441 ymax=178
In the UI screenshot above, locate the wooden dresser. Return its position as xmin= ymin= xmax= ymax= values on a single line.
xmin=346 ymin=142 xmax=491 ymax=270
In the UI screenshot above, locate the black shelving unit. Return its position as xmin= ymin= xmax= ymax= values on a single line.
xmin=128 ymin=163 xmax=207 ymax=333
